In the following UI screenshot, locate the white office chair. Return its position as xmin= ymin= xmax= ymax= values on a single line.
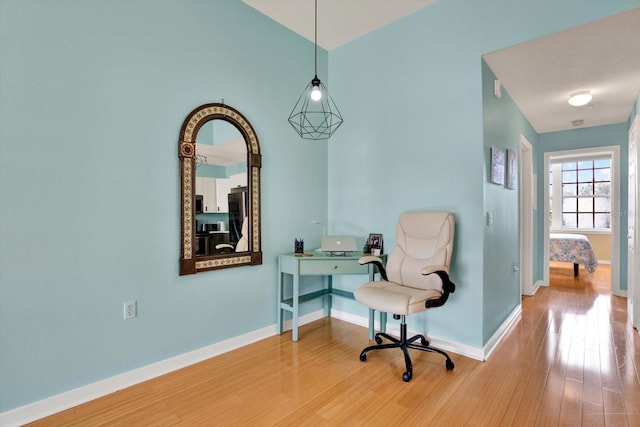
xmin=354 ymin=211 xmax=456 ymax=382
xmin=216 ymin=217 xmax=249 ymax=253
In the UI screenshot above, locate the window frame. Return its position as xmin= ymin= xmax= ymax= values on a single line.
xmin=549 ymin=155 xmax=612 ymax=232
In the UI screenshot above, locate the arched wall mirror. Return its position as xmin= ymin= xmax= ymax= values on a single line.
xmin=178 ymin=103 xmax=262 ymax=275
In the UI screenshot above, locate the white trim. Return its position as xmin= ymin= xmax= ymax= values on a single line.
xmin=1 ymin=306 xmax=524 ymax=426
xmin=482 ymin=303 xmax=522 ymax=361
xmin=543 ymin=146 xmax=621 ymax=295
xmin=520 ymin=135 xmax=535 ymax=296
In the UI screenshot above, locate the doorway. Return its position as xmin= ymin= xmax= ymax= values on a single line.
xmin=542 ymin=146 xmax=620 ymax=295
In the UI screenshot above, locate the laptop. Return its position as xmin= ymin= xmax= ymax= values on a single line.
xmin=321 ymin=235 xmax=357 ymax=255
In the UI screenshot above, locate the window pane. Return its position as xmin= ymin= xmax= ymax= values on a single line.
xmin=594 ymin=159 xmax=610 ymax=168
xmin=563 ymin=184 xmax=577 ymax=196
xmin=562 ymin=162 xmax=577 ymax=171
xmin=578 ymin=169 xmax=593 ymax=182
xmin=594 ymin=197 xmax=610 ymax=212
xmin=562 ymin=171 xmax=577 ymax=182
xmin=562 ymin=197 xmax=577 ymax=212
xmin=578 ymin=197 xmax=592 ymax=212
xmin=578 ymin=183 xmax=593 ymax=196
xmin=563 ymin=214 xmax=577 ymax=228
xmin=595 ymin=214 xmax=610 ymax=228
xmin=594 ymin=168 xmax=610 ymax=181
xmin=578 ymin=214 xmax=593 ymax=228
xmin=595 ymin=182 xmax=610 ymax=195
xmin=578 ymin=160 xmax=593 ymax=169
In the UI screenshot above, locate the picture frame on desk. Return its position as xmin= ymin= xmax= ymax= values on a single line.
xmin=367 ymin=233 xmax=383 ymax=255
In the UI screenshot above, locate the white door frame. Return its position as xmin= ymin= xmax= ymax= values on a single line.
xmin=542 ymin=146 xmax=621 ymax=295
xmin=519 ymin=135 xmax=536 ymax=295
xmin=628 ymin=114 xmax=639 ymax=329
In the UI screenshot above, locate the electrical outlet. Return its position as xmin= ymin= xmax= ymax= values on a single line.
xmin=124 ymin=300 xmax=137 ymax=320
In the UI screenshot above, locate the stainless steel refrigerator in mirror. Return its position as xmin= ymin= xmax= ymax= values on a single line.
xmin=228 ymin=186 xmax=248 ymax=249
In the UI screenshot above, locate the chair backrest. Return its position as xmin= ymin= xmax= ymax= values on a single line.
xmin=386 ymin=211 xmax=454 ymax=291
xmin=235 ymin=216 xmax=249 ymax=252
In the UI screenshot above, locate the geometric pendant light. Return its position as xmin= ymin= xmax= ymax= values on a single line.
xmin=288 ymin=0 xmax=343 ymax=140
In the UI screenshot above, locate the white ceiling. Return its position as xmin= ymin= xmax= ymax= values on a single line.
xmin=242 ymin=0 xmax=435 ymax=50
xmin=483 ymin=7 xmax=640 ymax=133
xmin=243 ymin=1 xmax=640 ymax=134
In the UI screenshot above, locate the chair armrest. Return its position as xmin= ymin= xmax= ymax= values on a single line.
xmin=421 ymin=267 xmax=456 ymax=308
xmin=359 ymin=255 xmax=388 ymax=281
xmin=421 ymin=265 xmax=449 ymax=276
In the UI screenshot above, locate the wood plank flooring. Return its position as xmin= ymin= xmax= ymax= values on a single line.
xmin=29 ymin=264 xmax=639 ymax=426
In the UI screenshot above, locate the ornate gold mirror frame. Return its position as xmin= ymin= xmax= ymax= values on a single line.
xmin=178 ymin=103 xmax=262 ymax=275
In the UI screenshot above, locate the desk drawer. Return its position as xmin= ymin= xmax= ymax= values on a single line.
xmin=300 ymin=259 xmax=369 ymax=275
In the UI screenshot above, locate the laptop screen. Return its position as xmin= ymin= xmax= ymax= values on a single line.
xmin=321 ymin=235 xmax=357 ymax=253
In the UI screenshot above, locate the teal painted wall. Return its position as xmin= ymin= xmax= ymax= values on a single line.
xmin=2 ymin=0 xmax=639 ymax=414
xmin=0 ymin=0 xmax=328 ymax=412
xmin=537 ymin=124 xmax=630 ymax=289
xmin=481 ymin=61 xmax=539 ymax=343
xmin=325 ymin=0 xmax=638 ymax=349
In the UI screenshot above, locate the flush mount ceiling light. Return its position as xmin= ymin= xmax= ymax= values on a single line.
xmin=568 ymin=90 xmax=592 ymax=107
xmin=288 ymin=0 xmax=343 ymax=140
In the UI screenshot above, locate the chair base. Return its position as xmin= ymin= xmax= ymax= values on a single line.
xmin=359 ymin=316 xmax=454 ymax=382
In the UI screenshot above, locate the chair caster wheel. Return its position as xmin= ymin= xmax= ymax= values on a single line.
xmin=360 ymin=353 xmax=367 ymax=362
xmin=420 ymin=337 xmax=429 ymax=346
xmin=402 ymin=372 xmax=412 ymax=382
xmin=375 ymin=336 xmax=383 ymax=344
xmin=446 ymin=359 xmax=455 ymax=370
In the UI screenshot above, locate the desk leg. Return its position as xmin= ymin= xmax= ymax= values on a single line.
xmin=325 ymin=275 xmax=332 ymax=317
xmin=380 ymin=312 xmax=387 ymax=333
xmin=368 ymin=308 xmax=375 ymax=339
xmin=292 ymin=273 xmax=300 ymax=341
xmin=277 ymin=271 xmax=284 ymax=335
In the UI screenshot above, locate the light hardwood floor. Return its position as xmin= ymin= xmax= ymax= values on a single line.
xmin=29 ymin=264 xmax=639 ymax=426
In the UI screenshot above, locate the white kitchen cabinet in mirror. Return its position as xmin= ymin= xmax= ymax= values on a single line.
xmin=215 ymin=178 xmax=232 ymax=213
xmin=195 ymin=177 xmax=217 ymax=213
xmin=229 ymin=172 xmax=247 ymax=189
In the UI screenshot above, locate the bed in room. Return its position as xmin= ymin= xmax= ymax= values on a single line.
xmin=549 ymin=233 xmax=599 ymax=276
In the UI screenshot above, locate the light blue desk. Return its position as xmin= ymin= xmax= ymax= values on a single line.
xmin=277 ymin=252 xmax=387 ymax=341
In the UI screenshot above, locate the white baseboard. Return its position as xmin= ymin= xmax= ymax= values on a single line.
xmin=1 ymin=306 xmax=523 ymax=425
xmin=0 ymin=324 xmax=278 ymax=427
xmin=332 ymin=309 xmax=487 ymax=362
xmin=482 ymin=303 xmax=522 ymax=361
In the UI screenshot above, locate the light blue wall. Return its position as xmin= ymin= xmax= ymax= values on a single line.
xmin=2 ymin=0 xmax=639 ymax=414
xmin=325 ymin=0 xmax=638 ymax=349
xmin=537 ymin=124 xmax=630 ymax=289
xmin=481 ymin=61 xmax=539 ymax=342
xmin=0 ymin=0 xmax=328 ymax=412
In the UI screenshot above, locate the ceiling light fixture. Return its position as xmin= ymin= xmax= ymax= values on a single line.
xmin=288 ymin=0 xmax=343 ymax=140
xmin=568 ymin=90 xmax=592 ymax=107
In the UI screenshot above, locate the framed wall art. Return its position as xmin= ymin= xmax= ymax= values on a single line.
xmin=490 ymin=147 xmax=505 ymax=185
xmin=506 ymin=148 xmax=516 ymax=190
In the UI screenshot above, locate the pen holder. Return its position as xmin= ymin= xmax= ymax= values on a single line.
xmin=294 ymin=239 xmax=304 ymax=254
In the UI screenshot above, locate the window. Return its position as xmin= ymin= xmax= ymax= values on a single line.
xmin=549 ymin=157 xmax=611 ymax=230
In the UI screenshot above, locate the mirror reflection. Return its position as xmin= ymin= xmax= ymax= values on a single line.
xmin=178 ymin=103 xmax=262 ymax=275
xmin=194 ymin=120 xmax=248 ymax=256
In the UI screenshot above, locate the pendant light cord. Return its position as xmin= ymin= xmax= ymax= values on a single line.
xmin=314 ymin=0 xmax=318 ymax=77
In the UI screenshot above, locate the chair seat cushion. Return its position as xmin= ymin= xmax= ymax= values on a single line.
xmin=354 ymin=281 xmax=443 ymax=315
